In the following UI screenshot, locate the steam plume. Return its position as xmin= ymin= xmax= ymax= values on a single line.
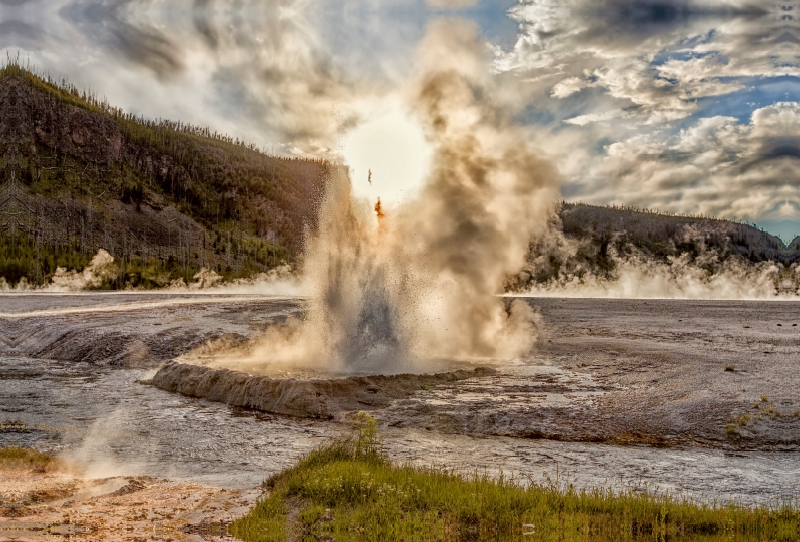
xmin=169 ymin=264 xmax=306 ymax=296
xmin=234 ymin=21 xmax=559 ymax=373
xmin=0 ymin=249 xmax=117 ymax=292
xmin=523 ymin=253 xmax=791 ymax=300
xmin=45 ymin=249 xmax=116 ymax=292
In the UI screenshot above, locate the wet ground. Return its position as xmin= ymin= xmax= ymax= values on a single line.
xmin=370 ymin=298 xmax=800 ymax=452
xmin=0 ymin=294 xmax=797 ymax=540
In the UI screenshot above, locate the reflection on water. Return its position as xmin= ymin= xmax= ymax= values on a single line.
xmin=1 ymin=355 xmax=796 ymax=504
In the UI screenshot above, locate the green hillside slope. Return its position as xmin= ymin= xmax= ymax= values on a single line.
xmin=0 ymin=64 xmax=331 ymax=288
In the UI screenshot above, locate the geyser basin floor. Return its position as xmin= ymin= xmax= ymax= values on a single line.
xmin=0 ymin=294 xmax=797 ymax=509
xmin=156 ymin=297 xmax=800 ymax=450
xmin=0 ymin=294 xmax=304 ymax=365
xmin=526 ymin=297 xmax=800 ymax=450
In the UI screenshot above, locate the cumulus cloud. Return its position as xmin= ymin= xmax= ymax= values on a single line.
xmin=492 ymin=0 xmax=800 ymax=231
xmin=564 ymin=108 xmax=629 ymax=126
xmin=499 ymin=1 xmax=783 ymax=122
xmin=1 ymin=0 xmax=407 ymax=153
xmin=550 ymin=76 xmax=585 ymax=99
xmin=582 ymin=102 xmax=800 ymax=223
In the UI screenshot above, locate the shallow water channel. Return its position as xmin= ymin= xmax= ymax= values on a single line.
xmin=0 ymin=294 xmax=797 ymax=506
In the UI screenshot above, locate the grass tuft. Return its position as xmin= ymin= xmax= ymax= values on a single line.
xmin=0 ymin=446 xmax=59 ymax=472
xmin=229 ymin=414 xmax=796 ymax=541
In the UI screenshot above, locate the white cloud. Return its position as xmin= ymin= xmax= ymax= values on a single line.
xmin=582 ymin=103 xmax=800 ymax=223
xmin=1 ymin=0 xmax=423 ymax=154
xmin=492 ymin=1 xmax=800 ymax=229
xmin=551 ymin=76 xmax=586 ymax=98
xmin=564 ymin=108 xmax=627 ymax=125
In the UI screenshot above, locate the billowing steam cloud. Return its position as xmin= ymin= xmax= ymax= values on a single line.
xmin=0 ymin=249 xmax=117 ymax=292
xmin=218 ymin=20 xmax=559 ymax=374
xmin=523 ymin=254 xmax=788 ymax=300
xmin=168 ymin=264 xmax=305 ymax=296
xmin=0 ymin=250 xmax=305 ymax=295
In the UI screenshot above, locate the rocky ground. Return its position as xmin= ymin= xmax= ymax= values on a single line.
xmin=0 ymin=294 xmax=303 ymax=366
xmin=0 ymin=460 xmax=258 ymax=541
xmin=138 ymin=296 xmax=800 ymax=451
xmin=4 ymin=294 xmax=798 ymax=450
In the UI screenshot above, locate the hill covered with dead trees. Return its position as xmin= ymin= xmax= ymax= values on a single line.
xmin=516 ymin=202 xmax=799 ymax=289
xmin=0 ymin=64 xmax=331 ymax=288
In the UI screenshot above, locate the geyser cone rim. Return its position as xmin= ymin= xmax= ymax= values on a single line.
xmin=181 ymin=355 xmax=502 ymax=378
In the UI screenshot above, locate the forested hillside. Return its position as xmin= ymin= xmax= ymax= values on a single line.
xmin=515 ymin=202 xmax=799 ymax=289
xmin=0 ymin=65 xmax=331 ymax=288
xmin=2 ymin=65 xmax=797 ymax=291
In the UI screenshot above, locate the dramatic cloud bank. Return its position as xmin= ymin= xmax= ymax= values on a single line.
xmin=1 ymin=0 xmax=383 ymax=154
xmin=2 ymin=1 xmax=797 ymax=234
xmin=587 ymin=103 xmax=800 ymax=223
xmin=495 ymin=0 xmax=800 ymax=238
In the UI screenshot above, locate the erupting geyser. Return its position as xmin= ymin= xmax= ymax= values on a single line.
xmin=215 ymin=21 xmax=560 ymax=374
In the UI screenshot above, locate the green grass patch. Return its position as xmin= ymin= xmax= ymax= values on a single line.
xmin=230 ymin=414 xmax=797 ymax=541
xmin=0 ymin=446 xmax=60 ymax=472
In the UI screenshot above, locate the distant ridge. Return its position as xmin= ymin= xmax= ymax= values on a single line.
xmin=560 ymin=202 xmax=795 ymax=262
xmin=514 ymin=202 xmax=799 ymax=288
xmin=0 ymin=64 xmax=331 ymax=287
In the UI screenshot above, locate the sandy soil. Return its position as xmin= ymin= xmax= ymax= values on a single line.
xmin=0 ymin=463 xmax=259 ymax=541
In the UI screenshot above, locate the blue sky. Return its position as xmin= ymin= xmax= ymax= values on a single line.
xmin=2 ymin=0 xmax=799 ymax=241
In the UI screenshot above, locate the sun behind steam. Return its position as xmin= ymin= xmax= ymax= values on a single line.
xmin=211 ymin=20 xmax=559 ymax=374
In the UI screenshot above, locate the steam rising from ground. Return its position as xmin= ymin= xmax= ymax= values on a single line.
xmin=48 ymin=250 xmax=117 ymax=292
xmin=0 ymin=249 xmax=117 ymax=293
xmin=0 ymin=251 xmax=305 ymax=295
xmin=168 ymin=264 xmax=306 ymax=296
xmin=523 ymin=254 xmax=793 ymax=300
xmin=216 ymin=21 xmax=559 ymax=374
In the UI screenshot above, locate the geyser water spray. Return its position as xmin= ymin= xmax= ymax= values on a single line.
xmin=229 ymin=20 xmax=561 ymax=373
